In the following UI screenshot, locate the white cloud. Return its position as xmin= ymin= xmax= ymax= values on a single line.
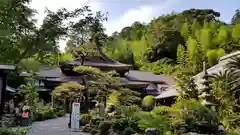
xmin=104 ymin=6 xmax=154 ymax=36
xmin=104 ymin=0 xmax=179 ymax=36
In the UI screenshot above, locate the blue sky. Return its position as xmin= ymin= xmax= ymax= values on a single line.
xmin=30 ymin=0 xmax=239 ymax=51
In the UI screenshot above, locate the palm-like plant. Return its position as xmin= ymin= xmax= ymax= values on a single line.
xmin=176 ymin=74 xmax=199 ymax=100
xmin=210 ymin=70 xmax=240 ymax=120
xmin=211 ymin=70 xmax=240 ymax=94
xmin=225 ymin=57 xmax=240 ymax=104
xmin=227 ymin=57 xmax=240 ymax=71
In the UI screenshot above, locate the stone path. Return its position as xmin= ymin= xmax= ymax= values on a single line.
xmin=27 ymin=114 xmax=89 ymax=135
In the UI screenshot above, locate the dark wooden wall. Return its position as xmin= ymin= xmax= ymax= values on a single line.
xmin=0 ymin=70 xmax=7 ymax=116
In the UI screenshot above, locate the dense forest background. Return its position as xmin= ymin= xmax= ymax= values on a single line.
xmin=1 ymin=0 xmax=240 ymax=76
xmin=100 ymin=9 xmax=240 ymax=76
xmin=63 ymin=8 xmax=240 ymax=76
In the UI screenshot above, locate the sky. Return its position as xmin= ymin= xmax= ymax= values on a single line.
xmin=30 ymin=0 xmax=240 ymax=51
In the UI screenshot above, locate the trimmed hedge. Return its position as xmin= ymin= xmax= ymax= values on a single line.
xmin=35 ymin=107 xmax=65 ymax=121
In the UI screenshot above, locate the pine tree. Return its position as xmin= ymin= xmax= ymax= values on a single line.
xmin=181 ymin=21 xmax=189 ymax=39
xmin=191 ymin=19 xmax=201 ymax=37
xmin=199 ymin=27 xmax=212 ymax=52
xmin=177 ymin=44 xmax=186 ymax=66
xmin=186 ymin=36 xmax=198 ymax=73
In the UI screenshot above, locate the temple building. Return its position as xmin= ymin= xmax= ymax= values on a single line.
xmin=19 ymin=51 xmax=175 ymax=101
xmin=155 ymin=51 xmax=240 ymax=104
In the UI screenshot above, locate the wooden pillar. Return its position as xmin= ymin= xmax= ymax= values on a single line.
xmin=0 ymin=70 xmax=7 ymax=116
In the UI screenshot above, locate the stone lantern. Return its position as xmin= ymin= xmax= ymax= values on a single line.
xmin=199 ymin=61 xmax=216 ymax=107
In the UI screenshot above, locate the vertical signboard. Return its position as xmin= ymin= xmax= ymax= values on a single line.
xmin=71 ymin=102 xmax=80 ymax=131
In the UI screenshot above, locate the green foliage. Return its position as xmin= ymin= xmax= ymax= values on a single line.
xmin=53 ymin=82 xmax=85 ymax=98
xmin=0 ymin=1 xmax=107 ymax=71
xmin=117 ymin=89 xmax=142 ymax=105
xmin=80 ymin=114 xmax=92 ymax=126
xmin=0 ymin=128 xmax=29 ymax=135
xmin=226 ymin=128 xmax=240 ymax=135
xmin=19 ymin=76 xmax=39 ymax=119
xmin=101 ymin=8 xmax=240 ymax=76
xmin=210 ymin=69 xmax=240 ymax=130
xmin=141 ymin=96 xmax=156 ymax=110
xmin=74 ymin=66 xmax=106 ymax=78
xmin=206 ymin=48 xmax=225 ymax=66
xmin=232 ymin=9 xmax=240 ymax=24
xmin=59 ymin=52 xmax=73 ymax=62
xmin=116 ymin=105 xmax=141 ymax=120
xmin=137 ymin=99 xmax=219 ymax=134
xmin=107 ymin=91 xmax=121 ymax=105
xmin=112 ymin=118 xmax=139 ymax=135
xmin=104 ymin=39 xmax=133 ymax=64
xmin=181 ymin=22 xmax=189 ymax=39
xmin=35 ymin=107 xmax=65 ymax=121
xmin=98 ymin=121 xmax=112 ymax=135
xmin=140 ymin=59 xmax=179 ymax=75
xmin=187 ymin=36 xmax=198 ymax=59
xmin=177 ymin=44 xmax=186 ymax=65
xmin=137 ymin=110 xmax=171 ymax=134
xmin=177 ymin=74 xmax=199 ymax=100
xmin=146 ymin=29 xmax=185 ymax=62
xmin=172 ymin=99 xmax=219 ymax=126
xmin=18 ymin=58 xmax=41 ymax=72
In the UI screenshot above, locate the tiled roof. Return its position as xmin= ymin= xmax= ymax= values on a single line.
xmin=125 ymin=70 xmax=175 ymax=85
xmin=45 ymin=76 xmax=84 ymax=83
xmin=66 ymin=60 xmax=132 ymax=68
xmin=6 ymin=86 xmax=16 ymax=92
xmin=219 ymin=51 xmax=240 ymax=62
xmin=37 ymin=68 xmax=63 ymax=78
xmin=24 ymin=67 xmax=174 ymax=91
xmin=155 ymin=87 xmax=179 ymax=99
xmin=0 ymin=64 xmax=15 ymax=70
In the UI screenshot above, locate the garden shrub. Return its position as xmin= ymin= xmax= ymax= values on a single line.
xmin=90 ymin=128 xmax=99 ymax=135
xmin=82 ymin=124 xmax=92 ymax=133
xmin=226 ymin=128 xmax=240 ymax=135
xmin=35 ymin=107 xmax=65 ymax=121
xmin=172 ymin=99 xmax=219 ymax=133
xmin=123 ymin=127 xmax=135 ymax=135
xmin=141 ymin=96 xmax=156 ymax=111
xmin=112 ymin=118 xmax=139 ymax=134
xmin=80 ymin=114 xmax=92 ymax=126
xmin=0 ymin=128 xmax=29 ymax=135
xmin=137 ymin=99 xmax=220 ymax=134
xmin=98 ymin=121 xmax=112 ymax=135
xmin=137 ymin=111 xmax=171 ymax=134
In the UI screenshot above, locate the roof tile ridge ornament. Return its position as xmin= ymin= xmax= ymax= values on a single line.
xmin=94 ymin=36 xmax=118 ymax=63
xmin=72 ymin=49 xmax=87 ymax=65
xmin=71 ymin=45 xmax=116 ymax=64
xmin=200 ymin=61 xmax=216 ymax=107
xmin=96 ymin=45 xmax=117 ymax=63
